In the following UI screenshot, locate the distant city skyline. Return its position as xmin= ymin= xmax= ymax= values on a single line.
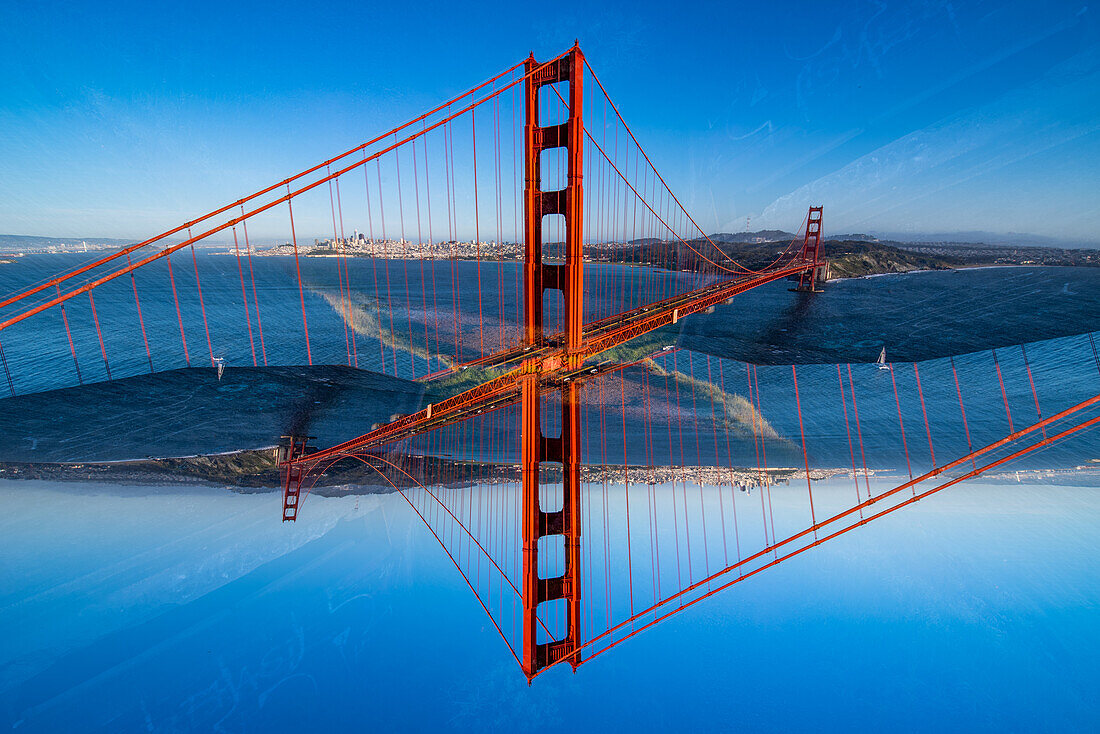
xmin=1 ymin=0 xmax=1097 ymax=245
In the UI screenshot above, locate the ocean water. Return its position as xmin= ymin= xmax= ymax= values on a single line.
xmin=1 ymin=478 xmax=1097 ymax=732
xmin=0 ymin=256 xmax=1098 ymax=394
xmin=0 ymin=258 xmax=1097 ymax=730
xmin=0 ymin=257 xmax=1096 ymax=471
xmin=679 ymin=265 xmax=1100 ymax=364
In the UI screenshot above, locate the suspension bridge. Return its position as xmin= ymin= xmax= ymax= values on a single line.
xmin=0 ymin=43 xmax=1097 ymax=681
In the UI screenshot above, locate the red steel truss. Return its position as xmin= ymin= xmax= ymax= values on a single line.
xmin=279 ymin=44 xmax=821 ymax=678
xmin=793 ymin=205 xmax=824 ymax=292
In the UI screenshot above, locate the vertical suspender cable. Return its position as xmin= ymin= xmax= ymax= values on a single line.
xmin=792 ymin=365 xmax=817 ymax=533
xmin=1021 ymin=344 xmax=1045 ymax=439
xmin=411 ymin=139 xmax=431 ymax=369
xmin=335 ymin=177 xmax=358 ymax=367
xmin=126 ymin=254 xmax=153 ymax=373
xmin=993 ymin=348 xmax=1013 ymax=432
xmin=837 ymin=364 xmax=864 ymax=516
xmin=165 ymin=250 xmax=190 ymax=366
xmin=394 ymin=143 xmax=416 ymax=377
xmin=620 ymin=371 xmax=635 ymax=617
xmin=950 ymin=356 xmax=976 ymax=470
xmin=472 ymin=108 xmax=485 ymax=356
xmin=57 ymin=283 xmax=82 ymax=383
xmin=913 ymin=363 xmax=935 ymax=469
xmin=1089 ymin=333 xmax=1100 ymax=378
xmin=88 ymin=291 xmax=111 ymax=381
xmin=889 ymin=364 xmax=912 ymax=479
xmin=232 ymin=227 xmax=257 ymax=367
xmin=846 ymin=364 xmax=872 ymax=500
xmin=287 ymin=184 xmax=313 ymax=366
xmin=0 ymin=339 xmax=14 ymax=396
xmin=376 ymin=161 xmax=397 ymax=375
xmin=328 ymin=168 xmax=352 ymax=367
xmin=187 ymin=228 xmax=215 ymax=367
xmin=241 ymin=209 xmax=267 ymax=366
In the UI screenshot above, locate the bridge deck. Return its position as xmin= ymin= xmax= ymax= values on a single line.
xmin=297 ymin=261 xmax=812 ymax=466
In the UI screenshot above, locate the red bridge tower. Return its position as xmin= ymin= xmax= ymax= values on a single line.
xmin=793 ymin=205 xmax=825 ymax=292
xmin=520 ymin=43 xmax=585 ymax=678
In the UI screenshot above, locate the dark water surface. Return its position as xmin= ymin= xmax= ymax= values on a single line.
xmin=0 ymin=256 xmax=1097 ymax=394
xmin=680 ymin=265 xmax=1100 ymax=363
xmin=0 ymin=257 xmax=1096 ymax=466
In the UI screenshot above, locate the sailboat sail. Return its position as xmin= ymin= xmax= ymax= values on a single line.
xmin=876 ymin=347 xmax=886 ymax=365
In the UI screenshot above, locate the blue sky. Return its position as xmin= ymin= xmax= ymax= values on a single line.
xmin=1 ymin=0 xmax=1097 ymax=244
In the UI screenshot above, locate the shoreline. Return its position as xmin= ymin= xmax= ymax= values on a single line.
xmin=828 ymin=263 xmax=1050 ymax=283
xmin=226 ymin=253 xmax=1094 ymax=282
xmin=1 ymin=449 xmax=1095 ymax=493
xmin=0 ymin=449 xmax=859 ymax=493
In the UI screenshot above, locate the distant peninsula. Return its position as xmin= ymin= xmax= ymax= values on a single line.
xmin=3 ymin=230 xmax=1097 ymax=279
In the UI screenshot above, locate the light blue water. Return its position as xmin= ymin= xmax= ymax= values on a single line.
xmin=1 ymin=479 xmax=1097 ymax=732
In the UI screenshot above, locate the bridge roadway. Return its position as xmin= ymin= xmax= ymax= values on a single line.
xmin=293 ymin=260 xmax=813 ymax=467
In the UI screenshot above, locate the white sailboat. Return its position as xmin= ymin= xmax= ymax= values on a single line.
xmin=876 ymin=347 xmax=891 ymax=370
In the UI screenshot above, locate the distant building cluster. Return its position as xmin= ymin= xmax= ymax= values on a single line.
xmin=253 ymin=230 xmax=524 ymax=260
xmin=5 ymin=240 xmax=112 ymax=256
xmin=249 ymin=230 xmax=650 ymax=261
